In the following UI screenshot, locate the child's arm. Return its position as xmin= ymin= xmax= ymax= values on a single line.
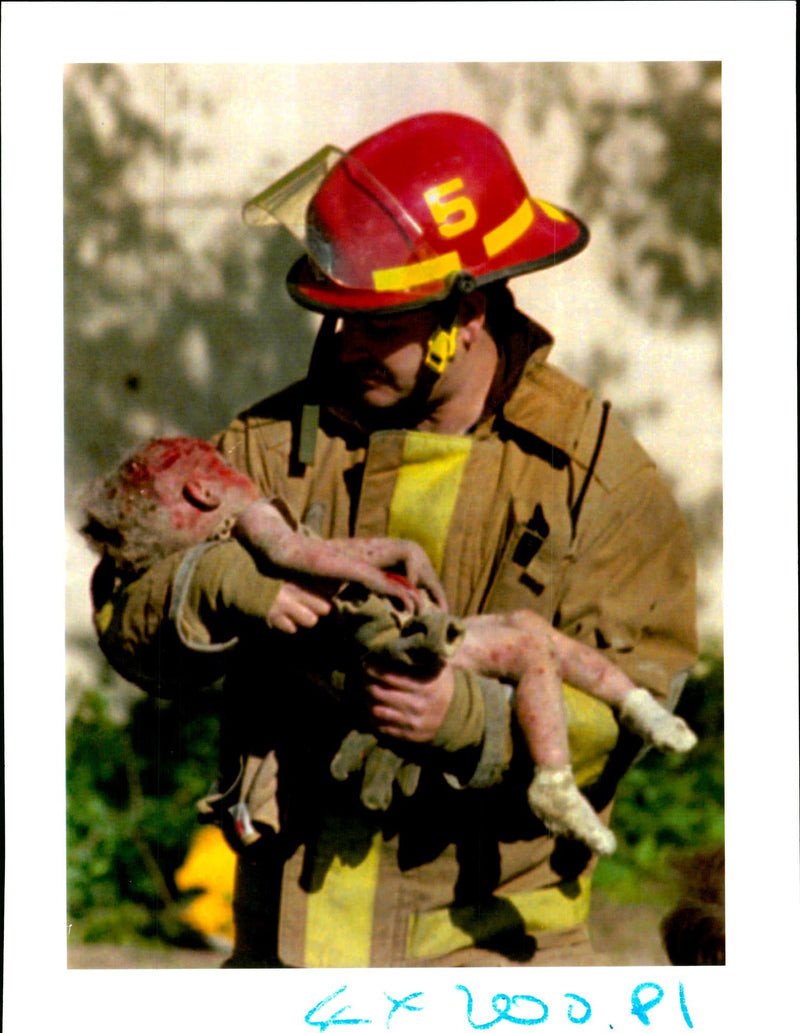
xmin=233 ymin=498 xmax=446 ymax=612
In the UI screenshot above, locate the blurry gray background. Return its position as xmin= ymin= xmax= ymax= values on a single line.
xmin=64 ymin=62 xmax=722 ymax=712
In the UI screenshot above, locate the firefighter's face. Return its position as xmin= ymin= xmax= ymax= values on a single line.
xmin=338 ymin=309 xmax=439 ymax=409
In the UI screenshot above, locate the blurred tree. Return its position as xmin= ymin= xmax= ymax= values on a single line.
xmin=462 ymin=62 xmax=722 ymax=586
xmin=64 ymin=64 xmax=312 ymax=498
xmin=67 ymin=679 xmax=222 ymax=945
xmin=462 ymin=62 xmax=722 ymax=332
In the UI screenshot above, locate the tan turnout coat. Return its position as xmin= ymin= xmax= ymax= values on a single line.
xmin=94 ymin=320 xmax=697 ymax=967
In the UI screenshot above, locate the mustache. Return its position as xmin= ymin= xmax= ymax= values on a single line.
xmin=342 ymin=359 xmax=396 ymax=387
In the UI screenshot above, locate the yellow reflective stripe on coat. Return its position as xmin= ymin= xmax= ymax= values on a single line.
xmin=564 ymin=683 xmax=619 ymax=787
xmin=300 ymin=433 xmax=617 ymax=965
xmin=404 ymin=683 xmax=613 ymax=963
xmin=303 ymin=432 xmax=472 ymax=965
xmin=94 ymin=600 xmax=114 ymax=635
xmin=304 ymin=829 xmax=383 ymax=967
xmin=406 ymin=876 xmax=592 ymax=961
xmin=386 ymin=432 xmax=473 ymax=575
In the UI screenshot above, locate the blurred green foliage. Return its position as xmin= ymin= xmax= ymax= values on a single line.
xmin=66 ymin=653 xmax=723 ymax=944
xmin=595 ymin=652 xmax=724 ymax=905
xmin=67 ymin=671 xmax=221 ymax=946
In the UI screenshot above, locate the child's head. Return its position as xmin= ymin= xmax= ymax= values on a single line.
xmin=81 ymin=437 xmax=258 ymax=573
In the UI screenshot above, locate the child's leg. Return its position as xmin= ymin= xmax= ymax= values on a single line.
xmin=516 ymin=662 xmax=617 ymax=856
xmin=505 ymin=612 xmax=697 ymax=754
xmin=513 ymin=645 xmax=572 ymax=769
xmin=457 ymin=614 xmax=573 ymax=766
xmin=618 ymin=688 xmax=697 ymax=752
xmin=526 ymin=767 xmax=617 ymax=856
xmin=456 ymin=615 xmax=616 ymax=855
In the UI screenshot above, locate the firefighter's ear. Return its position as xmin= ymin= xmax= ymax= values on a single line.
xmin=183 ymin=478 xmax=222 ymax=511
xmin=458 ymin=291 xmax=487 ymax=345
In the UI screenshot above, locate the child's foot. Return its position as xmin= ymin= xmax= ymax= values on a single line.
xmin=527 ymin=766 xmax=617 ymax=856
xmin=619 ymin=688 xmax=698 ymax=753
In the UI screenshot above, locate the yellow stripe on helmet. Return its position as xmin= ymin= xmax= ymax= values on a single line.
xmin=372 ymin=251 xmax=462 ymax=292
xmin=535 ymin=198 xmax=569 ymax=223
xmin=483 ymin=198 xmax=535 ymax=258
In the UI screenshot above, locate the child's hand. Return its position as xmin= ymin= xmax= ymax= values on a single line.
xmin=327 ymin=537 xmax=447 ymax=611
xmin=266 ymin=581 xmax=332 ymax=634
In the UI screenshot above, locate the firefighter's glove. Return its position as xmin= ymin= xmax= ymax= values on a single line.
xmin=335 ymin=587 xmax=465 ymax=674
xmin=330 ymin=730 xmax=421 ymax=810
xmin=327 ymin=596 xmax=466 ymax=811
xmin=330 ymin=667 xmax=513 ymax=807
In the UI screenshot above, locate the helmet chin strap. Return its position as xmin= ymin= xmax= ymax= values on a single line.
xmin=424 ymin=322 xmax=459 ymax=375
xmin=424 ymin=272 xmax=477 ymax=375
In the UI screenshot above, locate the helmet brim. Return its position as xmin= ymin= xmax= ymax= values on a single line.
xmin=286 ymin=205 xmax=590 ymax=315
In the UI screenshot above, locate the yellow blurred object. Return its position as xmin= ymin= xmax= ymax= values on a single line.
xmin=174 ymin=826 xmax=236 ymax=943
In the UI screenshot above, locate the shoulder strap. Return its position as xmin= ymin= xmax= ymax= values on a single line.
xmin=297 ymin=314 xmax=338 ymax=466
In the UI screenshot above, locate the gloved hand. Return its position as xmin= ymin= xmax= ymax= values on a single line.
xmin=329 ymin=664 xmax=512 ymax=809
xmin=334 ymin=585 xmax=465 ymax=672
xmin=328 ymin=588 xmax=515 ymax=806
xmin=330 ymin=731 xmax=421 ymax=810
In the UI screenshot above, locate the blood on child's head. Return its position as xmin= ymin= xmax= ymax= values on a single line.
xmin=81 ymin=437 xmax=258 ymax=574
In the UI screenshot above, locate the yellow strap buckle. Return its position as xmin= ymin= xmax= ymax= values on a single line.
xmin=424 ymin=324 xmax=458 ymax=374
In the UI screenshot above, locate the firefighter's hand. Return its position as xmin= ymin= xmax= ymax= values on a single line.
xmin=361 ymin=661 xmax=455 ymax=743
xmin=266 ymin=581 xmax=332 ymax=634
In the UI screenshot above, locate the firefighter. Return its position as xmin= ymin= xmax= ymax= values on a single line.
xmin=93 ymin=112 xmax=697 ymax=967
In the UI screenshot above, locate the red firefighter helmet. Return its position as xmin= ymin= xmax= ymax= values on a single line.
xmin=243 ymin=112 xmax=589 ymax=316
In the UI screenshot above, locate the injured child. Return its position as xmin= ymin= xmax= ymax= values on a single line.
xmin=81 ymin=436 xmax=697 ymax=855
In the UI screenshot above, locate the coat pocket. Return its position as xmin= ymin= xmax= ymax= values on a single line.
xmin=481 ymin=496 xmax=572 ymax=618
